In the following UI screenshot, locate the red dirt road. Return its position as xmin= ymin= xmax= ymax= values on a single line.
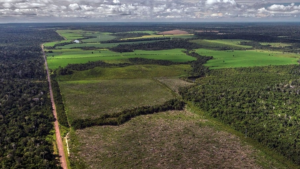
xmin=42 ymin=45 xmax=68 ymax=169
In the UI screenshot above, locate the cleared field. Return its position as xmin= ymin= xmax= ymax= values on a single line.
xmin=260 ymin=42 xmax=292 ymax=48
xmin=60 ymin=79 xmax=174 ymax=123
xmin=69 ymin=110 xmax=284 ymax=169
xmin=156 ymin=78 xmax=194 ymax=93
xmin=58 ymin=64 xmax=191 ymax=81
xmin=56 ymin=40 xmax=163 ymax=49
xmin=191 ymin=39 xmax=252 ymax=49
xmin=158 ymin=29 xmax=189 ymax=35
xmin=123 ymin=34 xmax=194 ymax=40
xmin=195 ymin=49 xmax=300 ymax=69
xmin=47 ymin=49 xmax=196 ymax=69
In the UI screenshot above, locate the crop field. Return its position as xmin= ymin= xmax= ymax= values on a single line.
xmin=260 ymin=42 xmax=292 ymax=48
xmin=47 ymin=49 xmax=196 ymax=69
xmin=195 ymin=49 xmax=300 ymax=69
xmin=57 ymin=64 xmax=191 ymax=81
xmin=69 ymin=110 xmax=285 ymax=169
xmin=123 ymin=34 xmax=194 ymax=40
xmin=59 ymin=79 xmax=174 ymax=123
xmin=191 ymin=39 xmax=252 ymax=49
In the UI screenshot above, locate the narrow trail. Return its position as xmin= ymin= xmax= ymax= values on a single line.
xmin=42 ymin=45 xmax=68 ymax=169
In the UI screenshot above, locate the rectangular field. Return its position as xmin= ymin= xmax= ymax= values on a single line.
xmin=196 ymin=49 xmax=300 ymax=69
xmin=47 ymin=49 xmax=196 ymax=69
xmin=60 ymin=79 xmax=174 ymax=123
xmin=191 ymin=39 xmax=252 ymax=49
xmin=58 ymin=64 xmax=191 ymax=81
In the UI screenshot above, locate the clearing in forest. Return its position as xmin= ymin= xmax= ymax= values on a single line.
xmin=69 ymin=110 xmax=286 ymax=169
xmin=46 ymin=49 xmax=196 ymax=69
xmin=190 ymin=39 xmax=252 ymax=49
xmin=57 ymin=64 xmax=191 ymax=81
xmin=59 ymin=79 xmax=174 ymax=123
xmin=158 ymin=29 xmax=189 ymax=35
xmin=195 ymin=49 xmax=300 ymax=69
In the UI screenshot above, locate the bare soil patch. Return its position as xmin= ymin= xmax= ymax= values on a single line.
xmin=70 ymin=110 xmax=272 ymax=169
xmin=158 ymin=29 xmax=189 ymax=35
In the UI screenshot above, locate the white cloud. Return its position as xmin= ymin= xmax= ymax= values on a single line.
xmin=206 ymin=0 xmax=236 ymax=5
xmin=68 ymin=3 xmax=80 ymax=10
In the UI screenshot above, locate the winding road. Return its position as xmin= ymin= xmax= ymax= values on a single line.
xmin=42 ymin=45 xmax=68 ymax=169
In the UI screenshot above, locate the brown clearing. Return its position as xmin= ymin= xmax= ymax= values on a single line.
xmin=158 ymin=29 xmax=189 ymax=35
xmin=71 ymin=110 xmax=267 ymax=169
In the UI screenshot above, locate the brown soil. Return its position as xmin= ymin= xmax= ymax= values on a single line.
xmin=158 ymin=29 xmax=189 ymax=35
xmin=42 ymin=45 xmax=68 ymax=169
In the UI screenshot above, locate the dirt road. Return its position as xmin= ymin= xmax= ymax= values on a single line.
xmin=42 ymin=45 xmax=68 ymax=169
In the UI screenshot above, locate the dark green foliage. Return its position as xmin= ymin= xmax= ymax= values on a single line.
xmin=0 ymin=25 xmax=62 ymax=168
xmin=72 ymin=99 xmax=185 ymax=130
xmin=55 ymin=61 xmax=132 ymax=75
xmin=184 ymin=51 xmax=213 ymax=78
xmin=51 ymin=78 xmax=69 ymax=127
xmin=180 ymin=65 xmax=300 ymax=165
xmin=110 ymin=39 xmax=201 ymax=52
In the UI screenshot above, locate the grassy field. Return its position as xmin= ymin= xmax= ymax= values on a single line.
xmin=260 ymin=42 xmax=292 ymax=48
xmin=195 ymin=49 xmax=300 ymax=69
xmin=123 ymin=34 xmax=195 ymax=40
xmin=191 ymin=39 xmax=252 ymax=49
xmin=69 ymin=109 xmax=287 ymax=169
xmin=47 ymin=49 xmax=196 ymax=69
xmin=57 ymin=64 xmax=191 ymax=81
xmin=60 ymin=79 xmax=174 ymax=123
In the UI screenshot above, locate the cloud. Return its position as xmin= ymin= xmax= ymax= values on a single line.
xmin=0 ymin=0 xmax=300 ymax=22
xmin=68 ymin=3 xmax=80 ymax=10
xmin=206 ymin=0 xmax=236 ymax=5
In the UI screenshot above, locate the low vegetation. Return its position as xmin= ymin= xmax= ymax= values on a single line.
xmin=69 ymin=109 xmax=287 ymax=169
xmin=60 ymin=79 xmax=174 ymax=123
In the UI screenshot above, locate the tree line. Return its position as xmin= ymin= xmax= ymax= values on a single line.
xmin=72 ymin=99 xmax=185 ymax=130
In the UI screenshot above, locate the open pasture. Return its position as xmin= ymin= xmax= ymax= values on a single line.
xmin=47 ymin=49 xmax=196 ymax=69
xmin=70 ymin=110 xmax=282 ymax=169
xmin=59 ymin=79 xmax=174 ymax=122
xmin=58 ymin=64 xmax=191 ymax=81
xmin=260 ymin=42 xmax=292 ymax=48
xmin=158 ymin=29 xmax=189 ymax=35
xmin=123 ymin=34 xmax=194 ymax=40
xmin=191 ymin=39 xmax=252 ymax=49
xmin=196 ymin=49 xmax=300 ymax=69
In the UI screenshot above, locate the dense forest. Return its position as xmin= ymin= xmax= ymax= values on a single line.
xmin=180 ymin=65 xmax=300 ymax=165
xmin=0 ymin=25 xmax=63 ymax=168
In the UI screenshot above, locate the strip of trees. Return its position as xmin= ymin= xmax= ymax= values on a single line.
xmin=72 ymin=99 xmax=185 ymax=130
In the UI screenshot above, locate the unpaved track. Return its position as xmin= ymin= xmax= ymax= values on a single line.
xmin=42 ymin=45 xmax=68 ymax=169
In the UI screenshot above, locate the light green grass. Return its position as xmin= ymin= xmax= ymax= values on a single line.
xmin=47 ymin=49 xmax=196 ymax=69
xmin=260 ymin=42 xmax=292 ymax=48
xmin=58 ymin=64 xmax=191 ymax=81
xmin=195 ymin=49 xmax=300 ymax=69
xmin=191 ymin=39 xmax=252 ymax=49
xmin=60 ymin=79 xmax=174 ymax=122
xmin=124 ymin=34 xmax=194 ymax=40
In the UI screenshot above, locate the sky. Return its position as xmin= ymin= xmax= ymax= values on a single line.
xmin=1 ymin=0 xmax=300 ymax=22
